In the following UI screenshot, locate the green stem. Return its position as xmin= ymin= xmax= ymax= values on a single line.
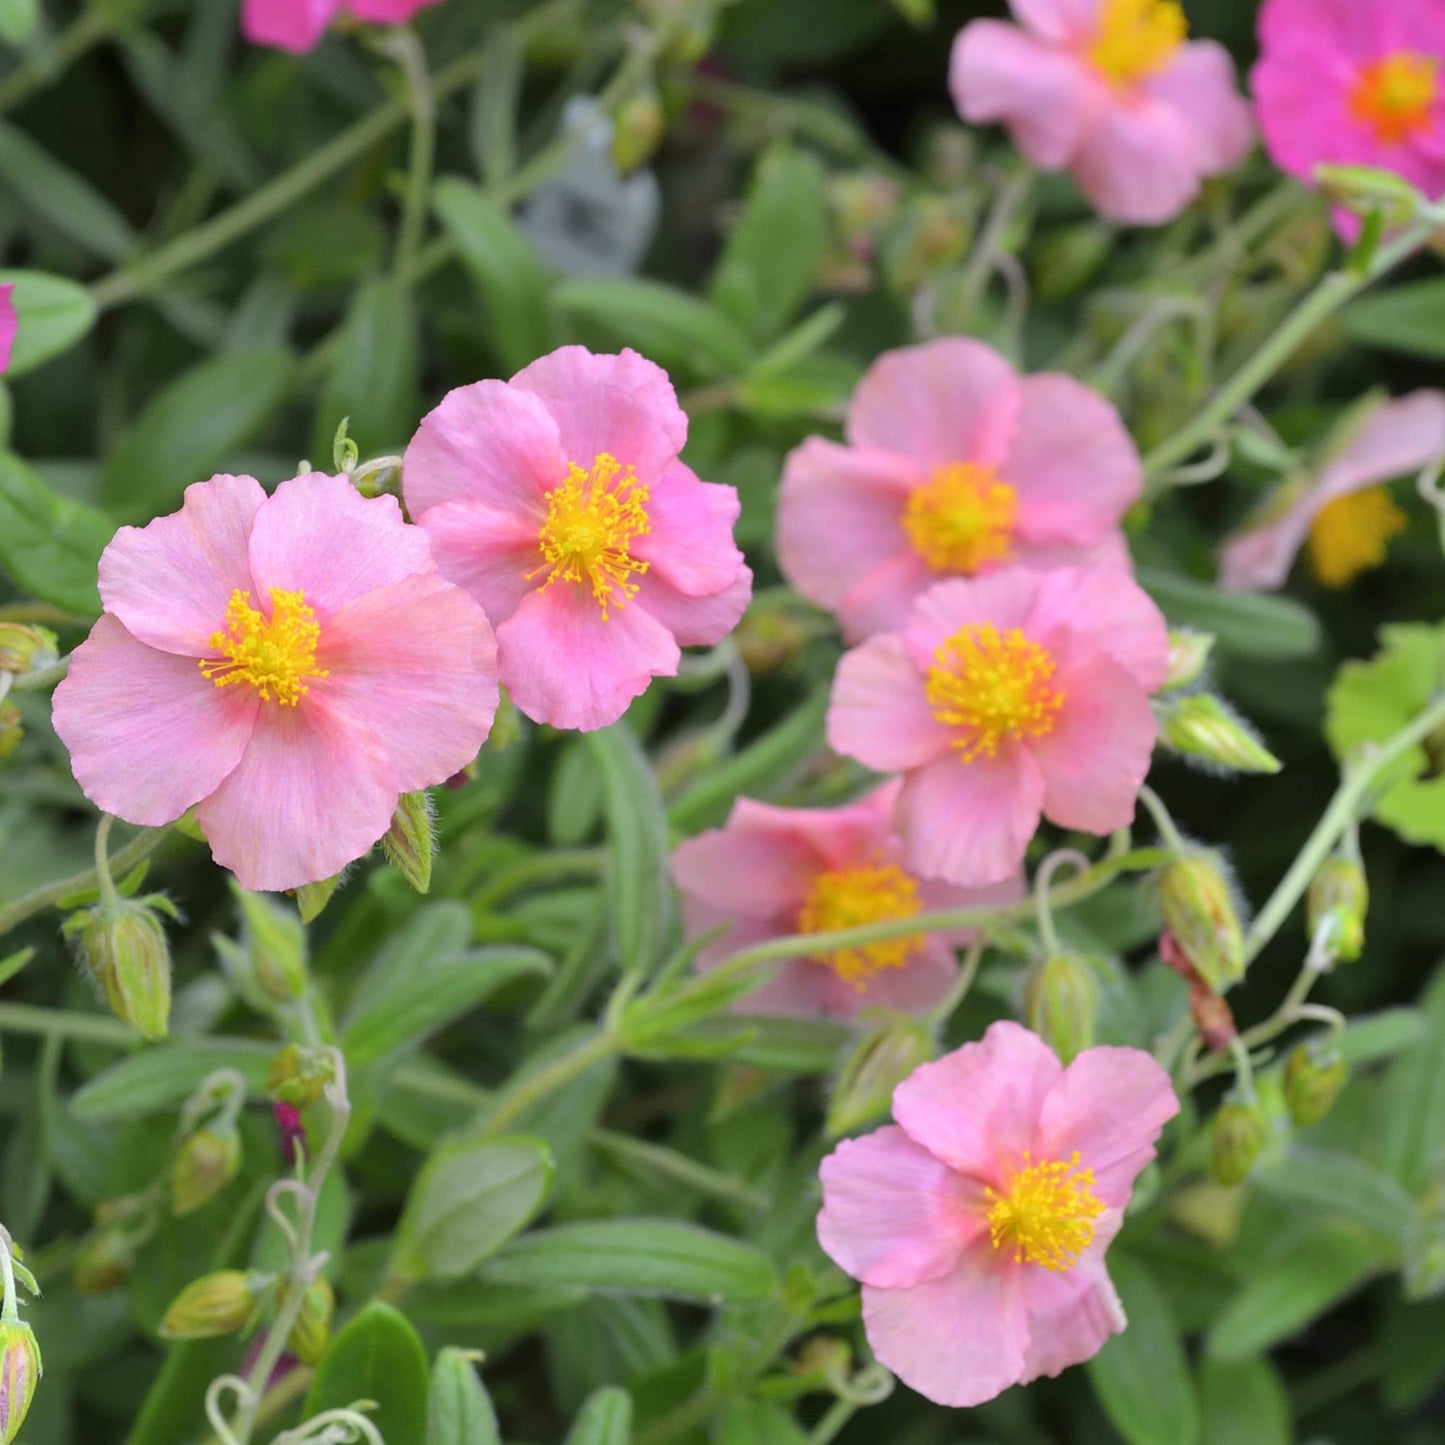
xmin=0 ymin=1002 xmax=137 ymax=1046
xmin=0 ymin=6 xmax=114 ymax=115
xmin=0 ymin=825 xmax=167 ymax=940
xmin=590 ymin=1128 xmax=770 ymax=1211
xmin=94 ymin=815 xmax=120 ymax=911
xmin=11 ymin=657 xmax=68 ymax=692
xmin=476 ymin=1030 xmax=616 ymax=1137
xmin=383 ymin=28 xmax=437 ymax=277
xmin=1137 ymin=783 xmax=1187 ymax=853
xmin=808 ymin=1399 xmax=858 ymax=1445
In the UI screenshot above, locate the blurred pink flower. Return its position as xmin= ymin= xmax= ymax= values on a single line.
xmin=950 ymin=0 xmax=1252 ymax=226
xmin=670 ymin=781 xmax=1023 ymax=1019
xmin=53 ymin=472 xmax=498 ymax=892
xmin=403 ymin=346 xmax=752 ymax=732
xmin=1253 ymin=0 xmax=1445 ymax=222
xmin=1218 ymin=391 xmax=1445 ymax=591
xmin=0 ymin=283 xmax=14 ymax=374
xmin=242 ymin=0 xmax=444 ymax=53
xmin=817 ymin=1020 xmax=1177 ymax=1407
xmin=777 ymin=339 xmax=1140 ymax=642
xmin=828 ymin=567 xmax=1167 ymax=888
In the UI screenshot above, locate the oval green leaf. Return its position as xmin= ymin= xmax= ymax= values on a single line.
xmin=426 ymin=1346 xmax=501 ymax=1445
xmin=305 ymin=1301 xmax=430 ymax=1444
xmin=1137 ymin=567 xmax=1321 ymax=659
xmin=0 ymin=450 xmax=113 ymax=615
xmin=69 ymin=1041 xmax=272 ymax=1121
xmin=0 ymin=269 xmax=98 ymax=378
xmin=564 ymin=1386 xmax=633 ymax=1445
xmin=1198 ymin=1357 xmax=1291 ymax=1445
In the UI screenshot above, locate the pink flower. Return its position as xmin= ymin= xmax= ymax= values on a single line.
xmin=777 ymin=339 xmax=1140 ymax=643
xmin=817 ymin=1020 xmax=1177 ymax=1407
xmin=670 ymin=781 xmax=1023 ymax=1019
xmin=0 ymin=283 xmax=14 ymax=375
xmin=950 ymin=0 xmax=1252 ymax=226
xmin=828 ymin=567 xmax=1168 ymax=888
xmin=402 ymin=347 xmax=752 ymax=732
xmin=52 ymin=472 xmax=498 ymax=892
xmin=1253 ymin=0 xmax=1445 ymax=223
xmin=242 ymin=0 xmax=443 ymax=53
xmin=1219 ymin=391 xmax=1445 ymax=592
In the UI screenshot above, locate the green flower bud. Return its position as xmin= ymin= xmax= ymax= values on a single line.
xmin=71 ymin=1226 xmax=135 ymax=1294
xmin=0 ymin=1320 xmax=40 ymax=1444
xmin=267 ymin=1044 xmax=334 ymax=1110
xmin=1283 ymin=1044 xmax=1349 ymax=1127
xmin=282 ymin=1277 xmax=334 ymax=1367
xmin=826 ymin=1019 xmax=934 ymax=1139
xmin=294 ymin=871 xmax=344 ymax=924
xmin=1024 ymin=953 xmax=1101 ymax=1064
xmin=1158 ymin=852 xmax=1245 ymax=994
xmin=232 ymin=883 xmax=308 ymax=1002
xmin=1209 ymin=1101 xmax=1267 ymax=1186
xmin=171 ymin=1125 xmax=242 ymax=1217
xmin=381 ymin=791 xmax=435 ymax=895
xmin=1031 ymin=221 xmax=1112 ymax=301
xmin=0 ymin=704 xmax=21 ymax=762
xmin=1316 ymin=164 xmax=1422 ymax=226
xmin=1158 ymin=694 xmax=1282 ymax=775
xmin=611 ymin=87 xmax=664 ymax=174
xmin=0 ymin=623 xmax=56 ymax=676
xmin=1307 ymin=857 xmax=1368 ymax=963
xmin=66 ymin=899 xmax=172 ymax=1040
xmin=158 ymin=1270 xmax=256 ymax=1340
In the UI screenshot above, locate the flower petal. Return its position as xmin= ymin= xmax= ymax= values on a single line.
xmin=902 ymin=570 xmax=1044 ymax=671
xmin=1029 ymin=565 xmax=1169 ymax=691
xmin=1144 ymin=42 xmax=1254 ymax=175
xmin=242 ymin=0 xmax=337 ymax=51
xmin=671 ymin=799 xmax=824 ymax=919
xmin=827 ymin=634 xmax=952 ymax=772
xmin=837 ymin=549 xmax=939 ymax=645
xmin=415 ymin=500 xmax=541 ymax=628
xmin=1317 ymin=392 xmax=1445 ymax=499
xmin=1070 ymin=91 xmax=1204 ymax=226
xmin=831 ymin=938 xmax=960 ymax=1017
xmin=638 ymin=568 xmax=753 ymax=648
xmin=1018 ymin=1228 xmax=1127 ymax=1383
xmin=632 ymin=462 xmax=745 ymax=596
xmin=1010 ymin=0 xmax=1098 ymax=43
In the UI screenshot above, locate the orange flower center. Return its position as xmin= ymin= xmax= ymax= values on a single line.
xmin=986 ymin=1152 xmax=1105 ymax=1271
xmin=1305 ymin=486 xmax=1407 ymax=588
xmin=902 ymin=463 xmax=1017 ymax=575
xmin=1348 ymin=51 xmax=1440 ymax=146
xmin=532 ymin=452 xmax=651 ymax=618
xmin=797 ymin=863 xmax=925 ymax=986
xmin=925 ymin=624 xmax=1064 ymax=762
xmin=199 ymin=588 xmax=327 ymax=706
xmin=1089 ymin=0 xmax=1187 ymax=87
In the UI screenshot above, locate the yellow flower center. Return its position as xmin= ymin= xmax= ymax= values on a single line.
xmin=797 ymin=863 xmax=925 ymax=987
xmin=532 ymin=452 xmax=651 ymax=619
xmin=925 ymin=624 xmax=1065 ymax=762
xmin=902 ymin=463 xmax=1017 ymax=575
xmin=986 ymin=1152 xmax=1106 ymax=1272
xmin=1349 ymin=51 xmax=1440 ymax=146
xmin=199 ymin=588 xmax=328 ymax=706
xmin=1305 ymin=486 xmax=1407 ymax=588
xmin=1089 ymin=0 xmax=1187 ymax=87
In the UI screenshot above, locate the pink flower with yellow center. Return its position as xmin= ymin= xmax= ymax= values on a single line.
xmin=951 ymin=0 xmax=1253 ymax=226
xmin=828 ymin=567 xmax=1168 ymax=888
xmin=1253 ymin=0 xmax=1445 ymax=226
xmin=670 ymin=781 xmax=1023 ymax=1019
xmin=817 ymin=1020 xmax=1178 ymax=1407
xmin=402 ymin=346 xmax=753 ymax=732
xmin=777 ymin=339 xmax=1141 ymax=643
xmin=52 ymin=472 xmax=499 ymax=892
xmin=242 ymin=0 xmax=444 ymax=52
xmin=1219 ymin=391 xmax=1445 ymax=593
xmin=0 ymin=283 xmax=13 ymax=375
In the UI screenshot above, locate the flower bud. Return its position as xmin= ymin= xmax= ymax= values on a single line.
xmin=71 ymin=1226 xmax=135 ymax=1294
xmin=611 ymin=87 xmax=664 ymax=174
xmin=733 ymin=609 xmax=808 ymax=674
xmin=66 ymin=899 xmax=172 ymax=1040
xmin=1307 ymin=857 xmax=1368 ymax=963
xmin=294 ymin=871 xmax=343 ymax=924
xmin=282 ymin=1277 xmax=334 ymax=1367
xmin=0 ymin=704 xmax=21 ymax=762
xmin=159 ymin=1270 xmax=256 ymax=1340
xmin=0 ymin=1320 xmax=40 ymax=1444
xmin=0 ymin=624 xmax=56 ymax=677
xmin=826 ymin=1018 xmax=934 ymax=1139
xmin=1158 ymin=853 xmax=1245 ymax=994
xmin=1031 ymin=221 xmax=1111 ymax=301
xmin=1283 ymin=1043 xmax=1348 ymax=1127
xmin=1316 ymin=163 xmax=1422 ymax=226
xmin=1024 ymin=953 xmax=1100 ymax=1064
xmin=267 ymin=1044 xmax=334 ymax=1111
xmin=1209 ymin=1101 xmax=1267 ymax=1186
xmin=171 ymin=1124 xmax=242 ymax=1217
xmin=232 ymin=883 xmax=308 ymax=1002
xmin=381 ymin=791 xmax=435 ymax=895
xmin=1158 ymin=694 xmax=1282 ymax=775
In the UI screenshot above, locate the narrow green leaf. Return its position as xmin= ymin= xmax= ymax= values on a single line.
xmin=716 ymin=1400 xmax=808 ymax=1445
xmin=1137 ymin=568 xmax=1321 ymax=659
xmin=0 ymin=119 xmax=135 ymax=261
xmin=1381 ymin=962 xmax=1445 ymax=1192
xmin=69 ymin=1041 xmax=272 ymax=1121
xmin=749 ymin=302 xmax=846 ymax=381
xmin=426 ymin=1346 xmax=501 ymax=1445
xmin=1251 ymin=1148 xmax=1416 ymax=1252
xmin=0 ymin=268 xmax=97 ymax=378
xmin=564 ymin=1386 xmax=634 ymax=1445
xmin=1342 ymin=278 xmax=1445 ymax=359
xmin=468 ymin=32 xmax=521 ymax=186
xmin=1198 ymin=1357 xmax=1291 ymax=1445
xmin=305 ymin=1302 xmax=430 ymax=1444
xmin=1339 ymin=1007 xmax=1424 ymax=1066
xmin=0 ymin=450 xmax=113 ymax=615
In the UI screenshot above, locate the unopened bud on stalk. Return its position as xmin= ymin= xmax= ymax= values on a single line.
xmin=826 ymin=1018 xmax=933 ymax=1138
xmin=1316 ymin=163 xmax=1422 ymax=226
xmin=171 ymin=1124 xmax=242 ymax=1217
xmin=0 ymin=1321 xmax=40 ymax=1444
xmin=158 ymin=1270 xmax=257 ymax=1340
xmin=1284 ymin=1043 xmax=1349 ymax=1127
xmin=282 ymin=1277 xmax=334 ymax=1367
xmin=1307 ymin=856 xmax=1368 ymax=963
xmin=0 ymin=624 xmax=55 ymax=676
xmin=1209 ymin=1101 xmax=1267 ymax=1186
xmin=66 ymin=898 xmax=173 ymax=1040
xmin=71 ymin=1226 xmax=135 ymax=1294
xmin=381 ymin=791 xmax=435 ymax=895
xmin=0 ymin=705 xmax=20 ymax=761
xmin=611 ymin=87 xmax=664 ymax=174
xmin=232 ymin=883 xmax=308 ymax=1002
xmin=294 ymin=871 xmax=343 ymax=924
xmin=1158 ymin=852 xmax=1245 ymax=994
xmin=733 ymin=608 xmax=808 ymax=674
xmin=1024 ymin=953 xmax=1101 ymax=1064
xmin=1162 ymin=631 xmax=1214 ymax=690
xmin=267 ymin=1044 xmax=335 ymax=1111
xmin=1158 ymin=694 xmax=1282 ymax=775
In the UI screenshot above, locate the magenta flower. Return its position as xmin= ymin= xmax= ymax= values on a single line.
xmin=951 ymin=0 xmax=1252 ymax=226
xmin=1253 ymin=0 xmax=1445 ymax=223
xmin=402 ymin=346 xmax=752 ymax=732
xmin=52 ymin=472 xmax=498 ymax=892
xmin=818 ymin=1020 xmax=1177 ymax=1407
xmin=670 ymin=781 xmax=1023 ymax=1019
xmin=828 ymin=567 xmax=1168 ymax=888
xmin=1219 ymin=391 xmax=1445 ymax=592
xmin=0 ymin=283 xmax=13 ymax=374
xmin=242 ymin=0 xmax=443 ymax=53
xmin=777 ymin=339 xmax=1140 ymax=642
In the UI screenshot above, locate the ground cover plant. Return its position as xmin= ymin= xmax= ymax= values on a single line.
xmin=2 ymin=0 xmax=1445 ymax=1441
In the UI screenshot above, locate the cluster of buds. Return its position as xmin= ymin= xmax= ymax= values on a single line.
xmin=64 ymin=893 xmax=176 ymax=1040
xmin=268 ymin=1044 xmax=336 ymax=1112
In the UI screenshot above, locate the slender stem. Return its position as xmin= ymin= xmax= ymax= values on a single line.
xmin=808 ymin=1399 xmax=859 ymax=1445
xmin=0 ymin=1001 xmax=137 ymax=1045
xmin=11 ymin=657 xmax=68 ymax=692
xmin=0 ymin=6 xmax=114 ymax=115
xmin=1137 ymin=784 xmax=1188 ymax=853
xmin=383 ymin=28 xmax=437 ymax=277
xmin=198 ymin=1369 xmax=312 ymax=1445
xmin=476 ymin=1030 xmax=616 ymax=1137
xmin=0 ymin=825 xmax=167 ymax=940
xmin=94 ymin=815 xmax=120 ymax=910
xmin=590 ymin=1128 xmax=770 ymax=1211
xmin=927 ymin=938 xmax=984 ymax=1030
xmin=0 ymin=1232 xmax=18 ymax=1327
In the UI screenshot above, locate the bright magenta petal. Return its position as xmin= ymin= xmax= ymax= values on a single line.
xmin=1071 ymin=92 xmax=1203 ymax=226
xmin=53 ymin=616 xmax=257 ymax=827
xmin=345 ymin=0 xmax=444 ymax=19
xmin=242 ymin=0 xmax=336 ymax=50
xmin=1145 ymin=42 xmax=1254 ymax=175
xmin=638 ymin=569 xmax=753 ymax=648
xmin=632 ymin=463 xmax=745 ymax=596
xmin=827 ymin=634 xmax=952 ymax=772
xmin=99 ymin=474 xmax=266 ymax=657
xmin=0 ymin=283 xmax=14 ymax=375
xmin=415 ymin=500 xmax=540 ymax=628
xmin=1030 ymin=566 xmax=1169 ymax=691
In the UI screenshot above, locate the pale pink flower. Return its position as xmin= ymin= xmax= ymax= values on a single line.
xmin=1253 ymin=0 xmax=1445 ymax=224
xmin=777 ymin=339 xmax=1139 ymax=643
xmin=951 ymin=0 xmax=1253 ymax=226
xmin=402 ymin=347 xmax=752 ymax=732
xmin=242 ymin=0 xmax=443 ymax=53
xmin=828 ymin=567 xmax=1167 ymax=888
xmin=0 ymin=283 xmax=13 ymax=374
xmin=671 ymin=781 xmax=1023 ymax=1019
xmin=817 ymin=1020 xmax=1178 ymax=1407
xmin=52 ymin=472 xmax=498 ymax=892
xmin=1219 ymin=391 xmax=1445 ymax=592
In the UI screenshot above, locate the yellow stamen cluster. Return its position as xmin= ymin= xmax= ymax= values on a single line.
xmin=533 ymin=453 xmax=651 ymax=618
xmin=902 ymin=463 xmax=1018 ymax=575
xmin=1305 ymin=486 xmax=1408 ymax=588
xmin=797 ymin=863 xmax=925 ymax=987
xmin=925 ymin=624 xmax=1064 ymax=761
xmin=1349 ymin=52 xmax=1441 ymax=146
xmin=986 ymin=1152 xmax=1106 ymax=1272
xmin=199 ymin=588 xmax=327 ymax=706
xmin=1089 ymin=0 xmax=1187 ymax=87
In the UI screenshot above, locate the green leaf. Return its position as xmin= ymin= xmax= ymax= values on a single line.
xmin=716 ymin=1400 xmax=808 ymax=1445
xmin=394 ymin=1135 xmax=554 ymax=1282
xmin=0 ymin=0 xmax=38 ymax=45
xmin=306 ymin=1302 xmax=430 ymax=1443
xmin=341 ymin=946 xmax=553 ymax=1068
xmin=585 ymin=724 xmax=672 ymax=975
xmin=1381 ymin=962 xmax=1445 ymax=1192
xmin=434 ymin=177 xmax=558 ymax=373
xmin=0 ymin=268 xmax=97 ymax=378
xmin=1251 ymin=1148 xmax=1416 ymax=1253
xmin=1380 ymin=1293 xmax=1445 ymax=1411
xmin=426 ymin=1346 xmax=501 ymax=1445
xmin=1339 ymin=1007 xmax=1425 ymax=1066
xmin=69 ymin=1041 xmax=272 ymax=1121
xmin=564 ymin=1386 xmax=634 ymax=1445
xmin=1087 ymin=1254 xmax=1200 ymax=1445
xmin=748 ymin=303 xmax=846 ymax=381
xmin=1136 ymin=567 xmax=1321 ymax=659
xmin=0 ymin=450 xmax=113 ymax=615
xmin=483 ymin=1218 xmax=778 ymax=1303
xmin=1198 ymin=1357 xmax=1290 ymax=1445
xmin=1342 ymin=278 xmax=1445 ymax=359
